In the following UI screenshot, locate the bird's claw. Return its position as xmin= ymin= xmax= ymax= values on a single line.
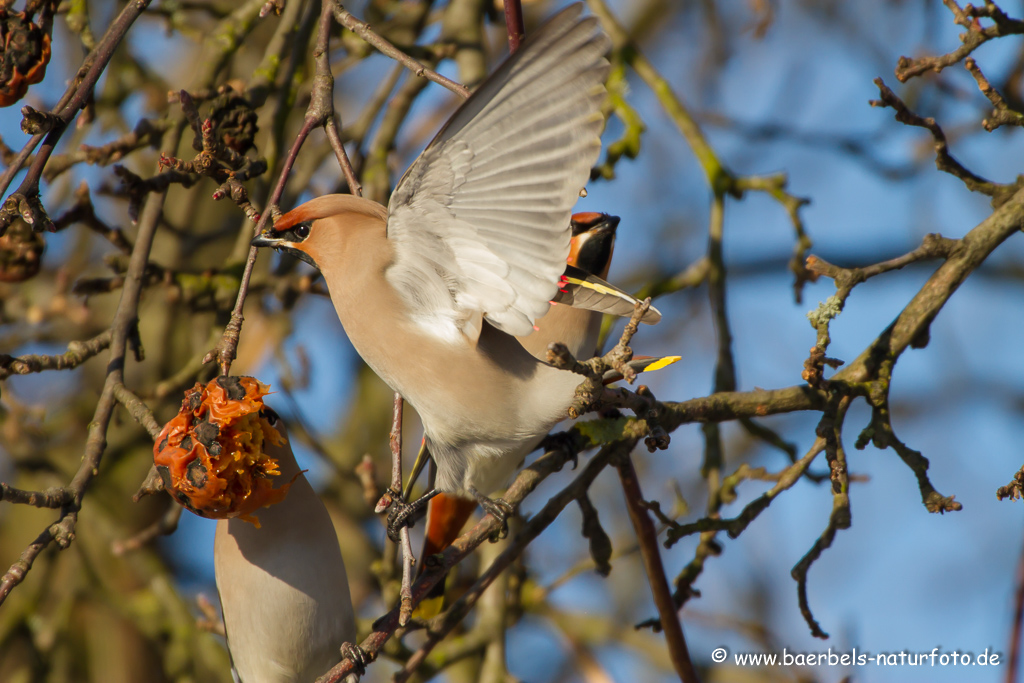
xmin=541 ymin=431 xmax=581 ymax=470
xmin=340 ymin=641 xmax=371 ymax=675
xmin=475 ymin=494 xmax=513 ymax=541
xmin=385 ymin=501 xmax=417 ymax=543
xmin=384 ymin=489 xmax=437 ymax=543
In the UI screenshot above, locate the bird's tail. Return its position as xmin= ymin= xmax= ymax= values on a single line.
xmin=415 ymin=493 xmax=478 ymax=618
xmin=601 ymin=354 xmax=681 ymax=384
xmin=553 ymin=265 xmax=662 ymax=324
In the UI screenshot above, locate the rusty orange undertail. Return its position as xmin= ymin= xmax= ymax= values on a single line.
xmin=415 ymin=493 xmax=478 ymax=617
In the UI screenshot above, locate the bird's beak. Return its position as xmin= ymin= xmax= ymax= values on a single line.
xmin=570 ymin=212 xmax=620 ymax=237
xmin=591 ymin=214 xmax=619 ymax=236
xmin=251 ymin=229 xmax=283 ymax=248
xmin=250 ymin=227 xmax=320 ymax=270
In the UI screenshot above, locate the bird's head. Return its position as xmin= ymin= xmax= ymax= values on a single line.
xmin=568 ymin=212 xmax=619 ymax=278
xmin=251 ymin=194 xmax=388 ymax=270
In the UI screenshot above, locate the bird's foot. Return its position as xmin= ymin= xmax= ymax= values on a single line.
xmin=385 ymin=488 xmax=438 ymax=542
xmin=471 ymin=488 xmax=513 ymax=541
xmin=540 ymin=430 xmax=583 ymax=470
xmin=340 ymin=641 xmax=372 ymax=676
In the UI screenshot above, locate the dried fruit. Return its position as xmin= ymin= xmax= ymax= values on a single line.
xmin=0 ymin=5 xmax=54 ymax=108
xmin=207 ymin=85 xmax=259 ymax=154
xmin=0 ymin=218 xmax=44 ymax=282
xmin=154 ymin=376 xmax=294 ymax=527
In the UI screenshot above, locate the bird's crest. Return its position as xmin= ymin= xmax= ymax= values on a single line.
xmin=271 ymin=195 xmax=387 ymax=233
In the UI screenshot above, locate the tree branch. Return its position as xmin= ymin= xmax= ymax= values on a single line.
xmin=330 ymin=2 xmax=471 ymax=99
xmin=0 ymin=120 xmax=184 ymax=607
xmin=0 ymin=329 xmax=112 ymax=380
xmin=616 ymin=453 xmax=700 ymax=682
xmin=0 ymin=0 xmax=156 ymax=234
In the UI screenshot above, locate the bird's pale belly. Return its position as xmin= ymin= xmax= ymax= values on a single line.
xmin=332 ymin=289 xmax=578 ymax=497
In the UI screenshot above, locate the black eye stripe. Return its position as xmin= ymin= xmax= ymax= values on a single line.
xmin=575 ymin=232 xmax=615 ymax=274
xmin=260 ymin=406 xmax=281 ymax=426
xmin=280 ymin=221 xmax=312 ymax=243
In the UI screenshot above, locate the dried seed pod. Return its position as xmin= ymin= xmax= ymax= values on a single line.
xmin=0 ymin=7 xmax=54 ymax=108
xmin=0 ymin=218 xmax=44 ymax=282
xmin=207 ymin=85 xmax=259 ymax=154
xmin=154 ymin=376 xmax=294 ymax=527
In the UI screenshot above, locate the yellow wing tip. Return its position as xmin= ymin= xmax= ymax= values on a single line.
xmin=644 ymin=356 xmax=681 ymax=372
xmin=413 ymin=596 xmax=444 ymax=620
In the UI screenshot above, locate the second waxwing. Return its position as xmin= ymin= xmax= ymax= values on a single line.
xmin=214 ymin=408 xmax=358 ymax=683
xmin=516 ymin=211 xmax=620 ymax=361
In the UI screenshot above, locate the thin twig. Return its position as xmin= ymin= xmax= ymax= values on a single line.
xmin=963 ymin=57 xmax=1024 ymax=131
xmin=0 ymin=484 xmax=73 ymax=508
xmin=210 ymin=128 xmax=314 ymax=374
xmin=504 ymin=0 xmax=525 ymax=52
xmin=111 ymin=505 xmax=183 ymax=555
xmin=0 ymin=329 xmax=112 ymax=380
xmin=399 ymin=526 xmax=415 ymax=625
xmin=311 ymin=0 xmax=360 ymax=193
xmin=0 ymin=0 xmax=156 ymax=233
xmin=378 ymin=392 xmax=416 ymax=625
xmin=661 ymin=442 xmax=823 ymax=544
xmin=804 ymin=232 xmax=960 ymax=358
xmin=330 ymin=2 xmax=471 ymax=99
xmin=895 ymin=1 xmax=1024 ymax=82
xmin=112 ymin=381 xmax=162 ymax=440
xmin=615 ymin=453 xmax=700 ymax=683
xmin=1008 ymin=525 xmax=1024 ymax=683
xmin=870 ymin=78 xmax=1018 ymax=205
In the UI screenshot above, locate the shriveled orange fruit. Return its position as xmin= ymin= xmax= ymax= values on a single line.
xmin=0 ymin=8 xmax=54 ymax=107
xmin=154 ymin=376 xmax=293 ymax=527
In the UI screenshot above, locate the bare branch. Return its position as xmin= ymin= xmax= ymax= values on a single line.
xmin=895 ymin=1 xmax=1024 ymax=82
xmin=0 ymin=483 xmax=73 ymax=508
xmin=0 ymin=329 xmax=112 ymax=380
xmin=0 ymin=120 xmax=185 ymax=608
xmin=0 ymin=0 xmax=157 ymax=234
xmin=330 ymin=2 xmax=471 ymax=99
xmin=870 ymin=78 xmax=1020 ymax=205
xmin=112 ymin=382 xmax=162 ymax=440
xmin=615 ymin=453 xmax=700 ymax=682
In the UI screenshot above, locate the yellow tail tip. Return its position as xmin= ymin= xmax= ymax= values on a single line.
xmin=644 ymin=356 xmax=681 ymax=372
xmin=413 ymin=596 xmax=444 ymax=620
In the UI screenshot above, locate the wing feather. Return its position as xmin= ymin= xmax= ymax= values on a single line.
xmin=553 ymin=265 xmax=663 ymax=324
xmin=386 ymin=4 xmax=610 ymax=341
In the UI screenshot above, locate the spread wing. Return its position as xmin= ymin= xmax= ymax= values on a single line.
xmin=385 ymin=4 xmax=610 ymax=342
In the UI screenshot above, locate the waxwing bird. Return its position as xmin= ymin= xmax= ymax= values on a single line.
xmin=215 ymin=408 xmax=359 ymax=683
xmin=251 ymin=6 xmax=659 ymax=532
